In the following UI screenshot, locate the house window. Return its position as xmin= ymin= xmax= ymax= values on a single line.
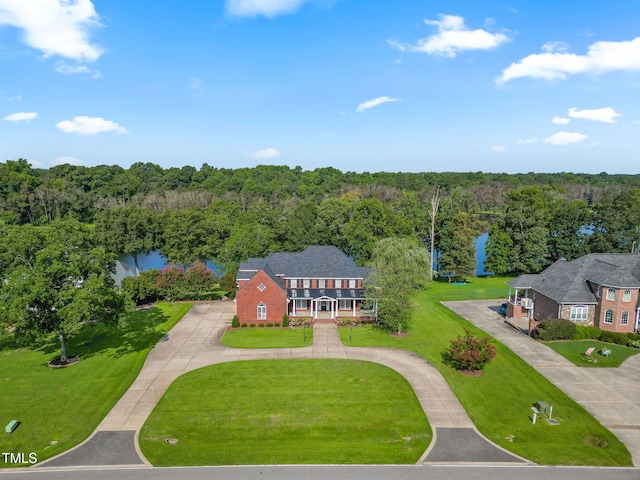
xmin=335 ymin=279 xmax=342 ymax=288
xmin=257 ymin=283 xmax=266 ymax=292
xmin=597 ymin=285 xmax=602 ymax=297
xmin=604 ymin=309 xmax=614 ymax=324
xmin=606 ymin=288 xmax=616 ymax=300
xmin=623 ymin=289 xmax=631 ymax=302
xmin=295 ymin=299 xmax=309 ymax=310
xmin=570 ymin=306 xmax=588 ymax=321
xmin=303 ymin=279 xmax=310 ymax=288
xmin=319 ymin=279 xmax=326 ymax=288
xmin=348 ymin=279 xmax=356 ymax=288
xmin=338 ymin=299 xmax=351 ymax=310
xmin=257 ymin=303 xmax=267 ymax=320
xmin=621 ymin=311 xmax=629 ymax=325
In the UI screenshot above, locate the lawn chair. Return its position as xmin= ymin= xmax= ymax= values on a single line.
xmin=600 ymin=347 xmax=611 ymax=357
xmin=584 ymin=347 xmax=595 ymax=356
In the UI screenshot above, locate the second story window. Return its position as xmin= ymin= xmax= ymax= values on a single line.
xmin=623 ymin=289 xmax=631 ymax=302
xmin=606 ymin=288 xmax=616 ymax=301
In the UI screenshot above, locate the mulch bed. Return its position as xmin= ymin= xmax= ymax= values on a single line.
xmin=48 ymin=357 xmax=80 ymax=368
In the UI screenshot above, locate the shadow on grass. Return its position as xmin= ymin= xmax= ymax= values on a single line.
xmin=1 ymin=307 xmax=170 ymax=362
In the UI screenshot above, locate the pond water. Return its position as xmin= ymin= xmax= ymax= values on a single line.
xmin=120 ymin=233 xmax=491 ymax=277
xmin=118 ymin=251 xmax=225 ymax=276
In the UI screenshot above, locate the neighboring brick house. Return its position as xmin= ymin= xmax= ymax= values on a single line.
xmin=236 ymin=246 xmax=372 ymax=324
xmin=506 ymin=254 xmax=640 ymax=334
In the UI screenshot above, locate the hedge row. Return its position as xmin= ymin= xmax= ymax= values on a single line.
xmin=534 ymin=319 xmax=640 ymax=348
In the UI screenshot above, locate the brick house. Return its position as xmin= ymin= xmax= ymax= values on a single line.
xmin=236 ymin=246 xmax=372 ymax=324
xmin=506 ymin=254 xmax=640 ymax=334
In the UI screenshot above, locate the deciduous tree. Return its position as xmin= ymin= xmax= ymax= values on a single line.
xmin=365 ymin=237 xmax=430 ymax=335
xmin=0 ymin=220 xmax=131 ymax=364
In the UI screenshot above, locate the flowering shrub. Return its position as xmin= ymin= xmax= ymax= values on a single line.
xmin=446 ymin=330 xmax=496 ymax=371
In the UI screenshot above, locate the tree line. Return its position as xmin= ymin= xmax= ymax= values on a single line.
xmin=1 ymin=159 xmax=640 ymax=276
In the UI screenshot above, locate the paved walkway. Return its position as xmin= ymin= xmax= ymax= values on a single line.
xmin=444 ymin=300 xmax=640 ymax=467
xmin=39 ymin=301 xmax=525 ymax=468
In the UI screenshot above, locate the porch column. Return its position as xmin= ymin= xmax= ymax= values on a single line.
xmin=293 ymin=300 xmax=296 ymax=316
xmin=352 ymin=300 xmax=356 ymax=316
xmin=314 ymin=300 xmax=318 ymax=319
xmin=331 ymin=300 xmax=335 ymax=319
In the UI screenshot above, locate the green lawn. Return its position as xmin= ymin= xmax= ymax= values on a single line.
xmin=139 ymin=359 xmax=431 ymax=466
xmin=221 ymin=327 xmax=313 ymax=348
xmin=543 ymin=340 xmax=640 ymax=367
xmin=0 ymin=302 xmax=192 ymax=467
xmin=339 ymin=277 xmax=632 ymax=466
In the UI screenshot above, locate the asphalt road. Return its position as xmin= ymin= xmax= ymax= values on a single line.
xmin=1 ymin=465 xmax=639 ymax=480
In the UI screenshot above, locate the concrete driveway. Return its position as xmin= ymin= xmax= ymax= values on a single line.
xmin=444 ymin=299 xmax=640 ymax=466
xmin=39 ymin=300 xmax=525 ymax=468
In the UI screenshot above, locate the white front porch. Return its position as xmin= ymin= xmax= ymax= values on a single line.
xmin=289 ymin=296 xmax=366 ymax=319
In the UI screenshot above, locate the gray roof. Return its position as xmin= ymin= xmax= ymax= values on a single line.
xmin=239 ymin=246 xmax=370 ymax=281
xmin=508 ymin=254 xmax=640 ymax=304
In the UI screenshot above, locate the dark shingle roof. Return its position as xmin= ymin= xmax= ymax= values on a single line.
xmin=239 ymin=246 xmax=369 ymax=281
xmin=508 ymin=254 xmax=640 ymax=304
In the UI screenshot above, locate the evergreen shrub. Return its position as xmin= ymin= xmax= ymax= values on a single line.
xmin=532 ymin=318 xmax=576 ymax=341
xmin=573 ymin=325 xmax=601 ymax=340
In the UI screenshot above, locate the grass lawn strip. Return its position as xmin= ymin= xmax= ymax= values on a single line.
xmin=339 ymin=278 xmax=632 ymax=466
xmin=139 ymin=359 xmax=431 ymax=466
xmin=0 ymin=302 xmax=193 ymax=467
xmin=221 ymin=328 xmax=313 ymax=348
xmin=543 ymin=340 xmax=639 ymax=368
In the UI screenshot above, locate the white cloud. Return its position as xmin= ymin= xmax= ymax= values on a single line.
xmin=52 ymin=156 xmax=83 ymax=166
xmin=543 ymin=131 xmax=587 ymax=145
xmin=0 ymin=0 xmax=104 ymax=62
xmin=356 ymin=96 xmax=398 ymax=112
xmin=247 ymin=147 xmax=281 ymax=159
xmin=56 ymin=116 xmax=128 ymax=135
xmin=542 ymin=41 xmax=569 ymax=53
xmin=55 ymin=62 xmax=100 ymax=77
xmin=4 ymin=94 xmax=22 ymax=101
xmin=568 ymin=107 xmax=620 ymax=123
xmin=491 ymin=146 xmax=506 ymax=152
xmin=225 ymin=0 xmax=336 ymax=18
xmin=3 ymin=111 xmax=37 ymax=122
xmin=518 ymin=138 xmax=537 ymax=144
xmin=498 ymin=36 xmax=640 ymax=83
xmin=552 ymin=116 xmax=570 ymax=125
xmin=389 ymin=14 xmax=509 ymax=57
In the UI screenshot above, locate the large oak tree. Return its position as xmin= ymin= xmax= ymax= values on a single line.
xmin=0 ymin=220 xmax=131 ymax=364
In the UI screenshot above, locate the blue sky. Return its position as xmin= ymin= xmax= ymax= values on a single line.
xmin=1 ymin=0 xmax=640 ymax=174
